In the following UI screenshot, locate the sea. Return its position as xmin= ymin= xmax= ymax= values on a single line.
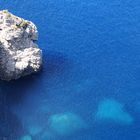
xmin=0 ymin=0 xmax=140 ymax=139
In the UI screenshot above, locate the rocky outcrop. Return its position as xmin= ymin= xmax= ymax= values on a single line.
xmin=0 ymin=10 xmax=42 ymax=81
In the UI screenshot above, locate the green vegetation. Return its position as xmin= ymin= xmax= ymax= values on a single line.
xmin=2 ymin=10 xmax=11 ymax=18
xmin=16 ymin=20 xmax=29 ymax=29
xmin=6 ymin=13 xmax=11 ymax=18
xmin=3 ymin=10 xmax=9 ymax=14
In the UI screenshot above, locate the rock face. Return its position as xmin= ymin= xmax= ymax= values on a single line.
xmin=0 ymin=10 xmax=42 ymax=81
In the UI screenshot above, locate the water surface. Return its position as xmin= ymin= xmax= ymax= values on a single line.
xmin=0 ymin=0 xmax=140 ymax=139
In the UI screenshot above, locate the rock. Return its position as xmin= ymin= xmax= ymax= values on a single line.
xmin=20 ymin=135 xmax=32 ymax=140
xmin=28 ymin=125 xmax=42 ymax=136
xmin=48 ymin=112 xmax=87 ymax=135
xmin=0 ymin=10 xmax=42 ymax=81
xmin=95 ymin=99 xmax=133 ymax=124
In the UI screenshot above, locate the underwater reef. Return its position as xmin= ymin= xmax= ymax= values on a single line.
xmin=96 ymin=99 xmax=133 ymax=125
xmin=48 ymin=112 xmax=87 ymax=136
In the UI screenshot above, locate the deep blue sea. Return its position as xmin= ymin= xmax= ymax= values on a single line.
xmin=0 ymin=0 xmax=140 ymax=139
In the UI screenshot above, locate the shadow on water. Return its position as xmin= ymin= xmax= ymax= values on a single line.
xmin=0 ymin=72 xmax=42 ymax=105
xmin=42 ymin=50 xmax=72 ymax=78
xmin=0 ymin=68 xmax=43 ymax=139
xmin=0 ymin=51 xmax=72 ymax=105
xmin=0 ymin=51 xmax=72 ymax=139
xmin=0 ymin=107 xmax=24 ymax=140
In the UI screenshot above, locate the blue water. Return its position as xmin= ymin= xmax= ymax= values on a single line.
xmin=0 ymin=0 xmax=140 ymax=139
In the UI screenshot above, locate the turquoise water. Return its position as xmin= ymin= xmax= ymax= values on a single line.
xmin=0 ymin=0 xmax=140 ymax=139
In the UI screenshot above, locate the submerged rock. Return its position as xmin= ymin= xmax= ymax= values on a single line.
xmin=20 ymin=135 xmax=32 ymax=140
xmin=0 ymin=10 xmax=42 ymax=81
xmin=96 ymin=99 xmax=133 ymax=124
xmin=48 ymin=112 xmax=87 ymax=135
xmin=28 ymin=125 xmax=42 ymax=136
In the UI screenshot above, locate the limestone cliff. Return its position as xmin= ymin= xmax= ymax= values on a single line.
xmin=0 ymin=10 xmax=42 ymax=81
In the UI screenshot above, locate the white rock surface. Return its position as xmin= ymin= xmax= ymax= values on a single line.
xmin=0 ymin=10 xmax=42 ymax=81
